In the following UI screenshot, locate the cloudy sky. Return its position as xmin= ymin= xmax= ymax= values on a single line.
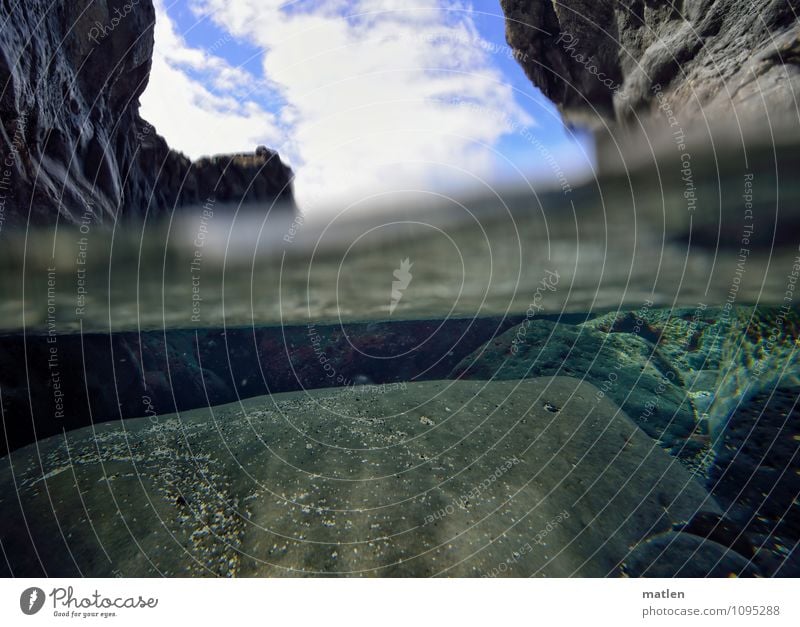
xmin=140 ymin=0 xmax=592 ymax=210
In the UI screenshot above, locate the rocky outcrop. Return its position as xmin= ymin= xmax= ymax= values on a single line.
xmin=500 ymin=0 xmax=800 ymax=127
xmin=0 ymin=0 xmax=294 ymax=227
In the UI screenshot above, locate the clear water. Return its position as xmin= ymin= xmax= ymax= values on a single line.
xmin=1 ymin=164 xmax=799 ymax=577
xmin=3 ymin=183 xmax=800 ymax=333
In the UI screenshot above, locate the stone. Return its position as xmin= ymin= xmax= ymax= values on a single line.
xmin=499 ymin=0 xmax=800 ymax=128
xmin=584 ymin=306 xmax=800 ymax=440
xmin=499 ymin=0 xmax=800 ymax=235
xmin=584 ymin=306 xmax=800 ymax=575
xmin=709 ymin=385 xmax=800 ymax=575
xmin=0 ymin=0 xmax=294 ymax=226
xmin=449 ymin=319 xmax=699 ymax=457
xmin=0 ymin=377 xmax=717 ymax=577
xmin=623 ymin=531 xmax=760 ymax=577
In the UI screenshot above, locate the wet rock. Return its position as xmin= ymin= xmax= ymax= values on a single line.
xmin=0 ymin=377 xmax=718 ymax=577
xmin=586 ymin=306 xmax=800 ymax=575
xmin=623 ymin=531 xmax=760 ymax=577
xmin=0 ymin=1 xmax=294 ymax=226
xmin=675 ymin=511 xmax=756 ymax=561
xmin=449 ymin=319 xmax=698 ymax=457
xmin=709 ymin=385 xmax=800 ymax=575
xmin=0 ymin=316 xmax=519 ymax=455
xmin=585 ymin=305 xmax=800 ymax=440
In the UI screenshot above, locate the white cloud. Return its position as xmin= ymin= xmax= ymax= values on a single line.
xmin=139 ymin=0 xmax=282 ymax=159
xmin=143 ymin=0 xmax=534 ymax=208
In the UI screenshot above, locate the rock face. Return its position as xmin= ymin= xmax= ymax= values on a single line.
xmin=500 ymin=0 xmax=800 ymax=127
xmin=0 ymin=0 xmax=294 ymax=227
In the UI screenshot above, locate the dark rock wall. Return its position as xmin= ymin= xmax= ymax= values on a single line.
xmin=0 ymin=0 xmax=294 ymax=227
xmin=0 ymin=316 xmax=522 ymax=455
xmin=500 ymin=0 xmax=800 ymax=126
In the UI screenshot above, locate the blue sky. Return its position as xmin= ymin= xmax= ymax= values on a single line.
xmin=140 ymin=0 xmax=593 ymax=210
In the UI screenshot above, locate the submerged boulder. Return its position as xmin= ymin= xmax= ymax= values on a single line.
xmin=623 ymin=531 xmax=759 ymax=577
xmin=0 ymin=377 xmax=718 ymax=577
xmin=585 ymin=305 xmax=800 ymax=441
xmin=449 ymin=319 xmax=699 ymax=458
xmin=708 ymin=385 xmax=800 ymax=576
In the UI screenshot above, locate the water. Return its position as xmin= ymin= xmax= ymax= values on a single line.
xmin=1 ymin=154 xmax=799 ymax=576
xmin=4 ymin=183 xmax=800 ymax=333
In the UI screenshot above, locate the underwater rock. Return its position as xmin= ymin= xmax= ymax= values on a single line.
xmin=709 ymin=384 xmax=800 ymax=576
xmin=0 ymin=377 xmax=717 ymax=577
xmin=0 ymin=1 xmax=294 ymax=225
xmin=449 ymin=319 xmax=698 ymax=457
xmin=0 ymin=316 xmax=519 ymax=455
xmin=584 ymin=305 xmax=800 ymax=441
xmin=676 ymin=511 xmax=756 ymax=562
xmin=623 ymin=531 xmax=760 ymax=577
xmin=586 ymin=306 xmax=800 ymax=575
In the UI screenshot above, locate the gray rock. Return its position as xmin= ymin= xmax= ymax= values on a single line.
xmin=709 ymin=384 xmax=800 ymax=575
xmin=623 ymin=531 xmax=759 ymax=577
xmin=583 ymin=306 xmax=800 ymax=575
xmin=0 ymin=1 xmax=294 ymax=226
xmin=499 ymin=0 xmax=800 ymax=127
xmin=449 ymin=320 xmax=699 ymax=457
xmin=584 ymin=306 xmax=800 ymax=441
xmin=0 ymin=377 xmax=717 ymax=577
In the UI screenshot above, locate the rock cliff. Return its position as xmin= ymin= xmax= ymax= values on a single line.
xmin=0 ymin=0 xmax=294 ymax=227
xmin=500 ymin=0 xmax=800 ymax=127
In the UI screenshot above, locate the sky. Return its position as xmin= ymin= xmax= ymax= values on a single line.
xmin=139 ymin=0 xmax=594 ymax=211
